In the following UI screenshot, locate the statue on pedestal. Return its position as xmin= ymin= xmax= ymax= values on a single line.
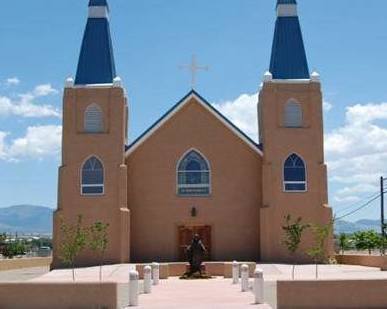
xmin=180 ymin=234 xmax=211 ymax=279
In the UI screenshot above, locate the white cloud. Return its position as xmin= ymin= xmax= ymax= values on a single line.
xmin=5 ymin=77 xmax=20 ymax=86
xmin=33 ymin=84 xmax=58 ymax=97
xmin=0 ymin=131 xmax=8 ymax=159
xmin=323 ymin=101 xmax=333 ymax=112
xmin=213 ymin=93 xmax=259 ymax=142
xmin=0 ymin=84 xmax=60 ymax=118
xmin=0 ymin=125 xmax=62 ymax=161
xmin=325 ymin=102 xmax=387 ymax=202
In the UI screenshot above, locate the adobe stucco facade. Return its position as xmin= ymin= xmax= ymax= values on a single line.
xmin=259 ymin=81 xmax=332 ymax=262
xmin=127 ymin=98 xmax=262 ymax=263
xmin=52 ymin=87 xmax=130 ymax=267
xmin=52 ymin=0 xmax=333 ymax=268
xmin=52 ymin=86 xmax=332 ymax=268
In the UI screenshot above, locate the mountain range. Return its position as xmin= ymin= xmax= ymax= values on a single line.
xmin=335 ymin=219 xmax=381 ymax=234
xmin=0 ymin=205 xmax=53 ymax=234
xmin=0 ymin=205 xmax=382 ymax=235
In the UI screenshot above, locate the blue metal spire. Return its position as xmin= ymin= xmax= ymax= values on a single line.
xmin=75 ymin=0 xmax=116 ymax=85
xmin=88 ymin=0 xmax=108 ymax=6
xmin=277 ymin=0 xmax=297 ymax=5
xmin=269 ymin=0 xmax=309 ymax=79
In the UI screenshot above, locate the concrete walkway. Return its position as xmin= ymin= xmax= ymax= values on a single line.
xmin=0 ymin=266 xmax=49 ymax=282
xmin=135 ymin=277 xmax=272 ymax=309
xmin=23 ymin=263 xmax=387 ymax=308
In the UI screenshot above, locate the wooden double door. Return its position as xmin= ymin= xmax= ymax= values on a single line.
xmin=178 ymin=225 xmax=211 ymax=261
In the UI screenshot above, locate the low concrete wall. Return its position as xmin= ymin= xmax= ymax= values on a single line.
xmin=136 ymin=263 xmax=169 ymax=279
xmin=0 ymin=282 xmax=117 ymax=309
xmin=168 ymin=262 xmax=187 ymax=277
xmin=336 ymin=254 xmax=387 ymax=270
xmin=136 ymin=261 xmax=256 ymax=278
xmin=204 ymin=262 xmax=225 ymax=276
xmin=0 ymin=257 xmax=52 ymax=271
xmin=277 ymin=279 xmax=387 ymax=309
xmin=224 ymin=262 xmax=256 ymax=278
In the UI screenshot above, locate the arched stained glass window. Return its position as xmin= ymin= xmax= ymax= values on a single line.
xmin=84 ymin=103 xmax=103 ymax=133
xmin=284 ymin=100 xmax=303 ymax=128
xmin=81 ymin=156 xmax=104 ymax=195
xmin=177 ymin=150 xmax=210 ymax=196
xmin=283 ymin=153 xmax=307 ymax=192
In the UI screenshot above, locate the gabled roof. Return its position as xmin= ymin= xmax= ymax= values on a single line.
xmin=270 ymin=0 xmax=310 ymax=80
xmin=75 ymin=0 xmax=116 ymax=85
xmin=125 ymin=90 xmax=263 ymax=157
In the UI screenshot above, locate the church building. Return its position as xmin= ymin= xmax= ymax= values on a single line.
xmin=52 ymin=0 xmax=332 ymax=267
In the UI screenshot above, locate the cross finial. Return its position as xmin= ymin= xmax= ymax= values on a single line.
xmin=179 ymin=55 xmax=209 ymax=89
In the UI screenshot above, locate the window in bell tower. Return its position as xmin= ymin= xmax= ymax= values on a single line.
xmin=284 ymin=100 xmax=303 ymax=128
xmin=84 ymin=103 xmax=103 ymax=133
xmin=283 ymin=153 xmax=307 ymax=192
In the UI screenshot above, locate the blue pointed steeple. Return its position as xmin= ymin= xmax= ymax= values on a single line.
xmin=89 ymin=0 xmax=108 ymax=6
xmin=269 ymin=0 xmax=309 ymax=80
xmin=75 ymin=0 xmax=116 ymax=85
xmin=277 ymin=0 xmax=297 ymax=5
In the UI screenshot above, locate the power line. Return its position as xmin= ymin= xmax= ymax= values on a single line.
xmin=334 ymin=191 xmax=381 ymax=215
xmin=335 ymin=194 xmax=381 ymax=221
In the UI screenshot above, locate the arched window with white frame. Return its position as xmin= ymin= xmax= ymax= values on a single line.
xmin=283 ymin=153 xmax=307 ymax=192
xmin=84 ymin=103 xmax=103 ymax=133
xmin=284 ymin=100 xmax=303 ymax=128
xmin=177 ymin=150 xmax=210 ymax=196
xmin=81 ymin=156 xmax=104 ymax=195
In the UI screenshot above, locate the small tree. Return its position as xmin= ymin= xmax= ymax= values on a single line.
xmin=0 ymin=233 xmax=7 ymax=256
xmin=282 ymin=215 xmax=309 ymax=279
xmin=338 ymin=233 xmax=349 ymax=255
xmin=2 ymin=241 xmax=26 ymax=259
xmin=307 ymin=221 xmax=332 ymax=279
xmin=59 ymin=215 xmax=88 ymax=281
xmin=88 ymin=221 xmax=109 ymax=282
xmin=353 ymin=230 xmax=381 ymax=255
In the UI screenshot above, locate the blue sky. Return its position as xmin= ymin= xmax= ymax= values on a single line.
xmin=0 ymin=0 xmax=387 ymax=222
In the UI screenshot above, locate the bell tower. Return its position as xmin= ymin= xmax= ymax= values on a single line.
xmin=52 ymin=0 xmax=130 ymax=268
xmin=259 ymin=0 xmax=332 ymax=262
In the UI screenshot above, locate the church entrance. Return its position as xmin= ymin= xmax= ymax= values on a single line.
xmin=178 ymin=225 xmax=211 ymax=261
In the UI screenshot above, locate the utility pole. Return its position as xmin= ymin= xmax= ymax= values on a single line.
xmin=381 ymin=177 xmax=386 ymax=255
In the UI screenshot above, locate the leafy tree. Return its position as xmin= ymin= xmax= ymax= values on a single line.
xmin=88 ymin=221 xmax=109 ymax=282
xmin=2 ymin=241 xmax=26 ymax=259
xmin=353 ymin=230 xmax=381 ymax=255
xmin=307 ymin=221 xmax=333 ymax=279
xmin=338 ymin=233 xmax=349 ymax=255
xmin=282 ymin=215 xmax=309 ymax=279
xmin=59 ymin=215 xmax=88 ymax=281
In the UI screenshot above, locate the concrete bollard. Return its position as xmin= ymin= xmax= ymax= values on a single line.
xmin=152 ymin=262 xmax=160 ymax=285
xmin=129 ymin=270 xmax=139 ymax=306
xmin=241 ymin=264 xmax=249 ymax=292
xmin=254 ymin=268 xmax=264 ymax=304
xmin=143 ymin=265 xmax=152 ymax=294
xmin=232 ymin=261 xmax=239 ymax=284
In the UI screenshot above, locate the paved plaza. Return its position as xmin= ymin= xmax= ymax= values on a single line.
xmin=1 ymin=263 xmax=387 ymax=308
xmin=136 ymin=277 xmax=272 ymax=309
xmin=0 ymin=266 xmax=49 ymax=282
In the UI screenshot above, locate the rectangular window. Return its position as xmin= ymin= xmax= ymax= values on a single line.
xmin=284 ymin=182 xmax=306 ymax=192
xmin=177 ymin=171 xmax=210 ymax=196
xmin=81 ymin=184 xmax=104 ymax=195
